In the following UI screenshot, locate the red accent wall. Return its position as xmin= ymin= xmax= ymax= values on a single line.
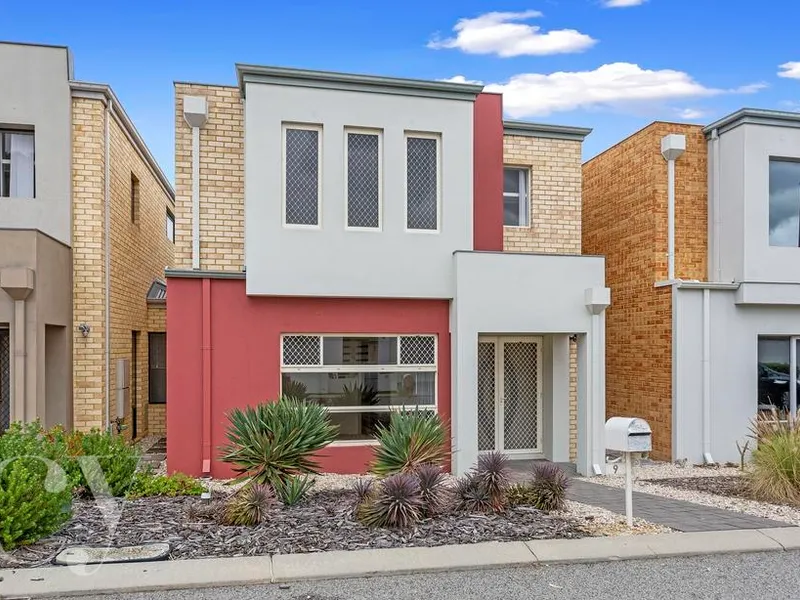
xmin=166 ymin=277 xmax=452 ymax=478
xmin=473 ymin=92 xmax=504 ymax=251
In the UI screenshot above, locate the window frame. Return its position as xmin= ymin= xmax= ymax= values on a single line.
xmin=280 ymin=334 xmax=438 ymax=446
xmin=166 ymin=208 xmax=175 ymax=243
xmin=768 ymin=157 xmax=800 ymax=247
xmin=503 ymin=166 xmax=530 ymax=228
xmin=282 ymin=123 xmax=323 ymax=229
xmin=404 ymin=132 xmax=442 ymax=234
xmin=344 ymin=127 xmax=383 ymax=232
xmin=130 ymin=172 xmax=140 ymax=225
xmin=148 ymin=332 xmax=167 ymax=405
xmin=0 ymin=128 xmax=36 ymax=199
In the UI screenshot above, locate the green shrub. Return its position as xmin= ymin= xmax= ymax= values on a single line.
xmin=510 ymin=462 xmax=570 ymax=512
xmin=220 ymin=396 xmax=339 ymax=487
xmin=370 ymin=410 xmax=447 ymax=477
xmin=222 ymin=484 xmax=275 ymax=526
xmin=0 ymin=422 xmax=73 ymax=549
xmin=66 ymin=430 xmax=140 ymax=497
xmin=358 ymin=473 xmax=423 ymax=529
xmin=747 ymin=416 xmax=800 ymax=505
xmin=273 ymin=474 xmax=315 ymax=506
xmin=126 ymin=469 xmax=204 ymax=499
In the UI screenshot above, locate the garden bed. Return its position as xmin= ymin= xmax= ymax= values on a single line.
xmin=0 ymin=488 xmax=583 ymax=569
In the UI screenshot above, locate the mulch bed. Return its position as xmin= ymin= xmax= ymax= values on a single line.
xmin=1 ymin=489 xmax=582 ymax=568
xmin=648 ymin=476 xmax=751 ymax=500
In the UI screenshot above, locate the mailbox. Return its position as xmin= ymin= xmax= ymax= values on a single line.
xmin=605 ymin=417 xmax=652 ymax=453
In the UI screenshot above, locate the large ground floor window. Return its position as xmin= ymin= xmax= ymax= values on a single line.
xmin=758 ymin=336 xmax=799 ymax=418
xmin=280 ymin=334 xmax=437 ymax=442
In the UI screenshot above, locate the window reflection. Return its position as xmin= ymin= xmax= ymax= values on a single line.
xmin=769 ymin=159 xmax=800 ymax=247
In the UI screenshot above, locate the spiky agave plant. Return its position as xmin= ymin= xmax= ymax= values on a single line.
xmin=528 ymin=462 xmax=570 ymax=512
xmin=475 ymin=451 xmax=511 ymax=508
xmin=415 ymin=463 xmax=449 ymax=517
xmin=219 ymin=396 xmax=339 ymax=487
xmin=359 ymin=473 xmax=423 ymax=529
xmin=370 ymin=410 xmax=447 ymax=477
xmin=222 ymin=483 xmax=275 ymax=526
xmin=273 ymin=474 xmax=315 ymax=506
xmin=454 ymin=473 xmax=494 ymax=513
xmin=353 ymin=477 xmax=375 ymax=505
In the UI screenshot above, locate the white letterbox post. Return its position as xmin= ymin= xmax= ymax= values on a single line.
xmin=605 ymin=417 xmax=652 ymax=527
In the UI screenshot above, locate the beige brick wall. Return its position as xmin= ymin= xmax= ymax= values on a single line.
xmin=72 ymin=96 xmax=174 ymax=439
xmin=502 ymin=135 xmax=582 ymax=255
xmin=174 ymin=84 xmax=244 ymax=271
xmin=582 ymin=122 xmax=707 ymax=459
xmin=503 ymin=133 xmax=583 ymax=459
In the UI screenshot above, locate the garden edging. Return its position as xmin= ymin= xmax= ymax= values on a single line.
xmin=2 ymin=528 xmax=799 ymax=598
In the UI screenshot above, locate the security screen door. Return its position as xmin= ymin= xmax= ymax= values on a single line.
xmin=477 ymin=336 xmax=543 ymax=456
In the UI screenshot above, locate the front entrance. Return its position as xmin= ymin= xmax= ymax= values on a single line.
xmin=477 ymin=336 xmax=543 ymax=457
xmin=0 ymin=326 xmax=9 ymax=431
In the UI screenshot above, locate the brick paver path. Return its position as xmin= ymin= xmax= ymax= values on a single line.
xmin=567 ymin=479 xmax=791 ymax=532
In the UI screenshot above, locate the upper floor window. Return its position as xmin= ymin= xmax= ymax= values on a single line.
xmin=166 ymin=208 xmax=175 ymax=243
xmin=346 ymin=129 xmax=381 ymax=229
xmin=769 ymin=159 xmax=800 ymax=247
xmin=406 ymin=133 xmax=439 ymax=231
xmin=284 ymin=124 xmax=321 ymax=227
xmin=504 ymin=167 xmax=529 ymax=227
xmin=130 ymin=173 xmax=140 ymax=224
xmin=0 ymin=130 xmax=35 ymax=198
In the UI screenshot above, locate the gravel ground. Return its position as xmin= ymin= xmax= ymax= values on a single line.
xmin=580 ymin=461 xmax=800 ymax=525
xmin=73 ymin=550 xmax=800 ymax=600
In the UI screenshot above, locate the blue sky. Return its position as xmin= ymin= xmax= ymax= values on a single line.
xmin=3 ymin=0 xmax=800 ymax=182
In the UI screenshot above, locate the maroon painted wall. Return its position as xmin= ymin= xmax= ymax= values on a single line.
xmin=166 ymin=277 xmax=452 ymax=478
xmin=473 ymin=92 xmax=504 ymax=251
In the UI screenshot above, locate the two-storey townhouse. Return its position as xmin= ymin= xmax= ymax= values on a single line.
xmin=168 ymin=65 xmax=610 ymax=477
xmin=584 ymin=109 xmax=800 ymax=466
xmin=0 ymin=42 xmax=174 ymax=440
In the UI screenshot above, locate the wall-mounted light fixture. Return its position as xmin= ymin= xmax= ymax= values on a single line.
xmin=569 ymin=334 xmax=578 ymax=343
xmin=78 ymin=323 xmax=91 ymax=337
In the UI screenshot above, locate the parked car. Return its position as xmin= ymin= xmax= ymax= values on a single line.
xmin=758 ymin=363 xmax=796 ymax=412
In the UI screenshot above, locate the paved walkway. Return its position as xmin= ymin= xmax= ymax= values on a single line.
xmin=567 ymin=479 xmax=790 ymax=532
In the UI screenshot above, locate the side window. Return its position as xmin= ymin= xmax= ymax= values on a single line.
xmin=503 ymin=167 xmax=529 ymax=227
xmin=166 ymin=209 xmax=175 ymax=243
xmin=0 ymin=130 xmax=35 ymax=198
xmin=284 ymin=125 xmax=321 ymax=226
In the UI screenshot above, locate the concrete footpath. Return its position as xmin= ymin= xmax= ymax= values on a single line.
xmin=2 ymin=528 xmax=799 ymax=598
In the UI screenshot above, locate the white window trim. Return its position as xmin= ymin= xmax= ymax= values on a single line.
xmin=503 ymin=166 xmax=530 ymax=228
xmin=280 ymin=334 xmax=438 ymax=446
xmin=344 ymin=127 xmax=383 ymax=232
xmin=282 ymin=123 xmax=323 ymax=229
xmin=404 ymin=132 xmax=442 ymax=234
xmin=0 ymin=129 xmax=35 ymax=199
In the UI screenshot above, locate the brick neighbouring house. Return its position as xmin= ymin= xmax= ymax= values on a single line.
xmin=167 ymin=64 xmax=611 ymax=477
xmin=0 ymin=42 xmax=174 ymax=439
xmin=583 ymin=109 xmax=800 ymax=466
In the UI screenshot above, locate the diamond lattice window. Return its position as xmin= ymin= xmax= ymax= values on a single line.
xmin=284 ymin=127 xmax=320 ymax=226
xmin=282 ymin=335 xmax=321 ymax=366
xmin=400 ymin=336 xmax=436 ymax=365
xmin=347 ymin=131 xmax=380 ymax=228
xmin=406 ymin=136 xmax=438 ymax=230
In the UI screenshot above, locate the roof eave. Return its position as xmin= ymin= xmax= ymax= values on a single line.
xmin=703 ymin=108 xmax=800 ymax=136
xmin=503 ymin=120 xmax=593 ymax=142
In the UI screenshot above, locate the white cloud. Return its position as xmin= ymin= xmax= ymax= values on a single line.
xmin=440 ymin=75 xmax=484 ymax=85
xmin=474 ymin=62 xmax=765 ymax=117
xmin=603 ymin=0 xmax=647 ymax=7
xmin=427 ymin=10 xmax=596 ymax=57
xmin=677 ymin=108 xmax=706 ymax=120
xmin=778 ymin=62 xmax=800 ymax=79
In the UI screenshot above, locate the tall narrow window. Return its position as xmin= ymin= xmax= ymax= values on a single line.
xmin=0 ymin=130 xmax=35 ymax=198
xmin=346 ymin=130 xmax=381 ymax=229
xmin=503 ymin=167 xmax=529 ymax=227
xmin=148 ymin=332 xmax=167 ymax=404
xmin=769 ymin=159 xmax=800 ymax=246
xmin=284 ymin=125 xmax=321 ymax=226
xmin=130 ymin=173 xmax=140 ymax=224
xmin=166 ymin=208 xmax=175 ymax=243
xmin=406 ymin=134 xmax=439 ymax=231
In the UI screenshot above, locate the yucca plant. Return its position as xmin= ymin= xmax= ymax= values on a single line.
xmin=415 ymin=463 xmax=449 ymax=517
xmin=273 ymin=474 xmax=315 ymax=506
xmin=747 ymin=415 xmax=800 ymax=505
xmin=527 ymin=462 xmax=570 ymax=512
xmin=454 ymin=473 xmax=493 ymax=513
xmin=370 ymin=410 xmax=447 ymax=476
xmin=358 ymin=473 xmax=423 ymax=529
xmin=219 ymin=397 xmax=339 ymax=486
xmin=222 ymin=483 xmax=275 ymax=527
xmin=475 ymin=451 xmax=510 ymax=508
xmin=281 ymin=377 xmax=309 ymax=402
xmin=353 ymin=478 xmax=375 ymax=506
